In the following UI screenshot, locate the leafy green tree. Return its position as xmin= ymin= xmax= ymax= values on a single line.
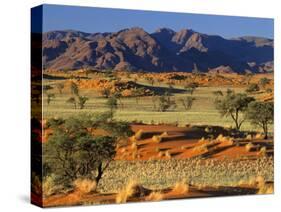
xmin=106 ymin=96 xmax=118 ymax=119
xmin=43 ymin=116 xmax=115 ymax=186
xmin=247 ymin=101 xmax=273 ymax=139
xmin=180 ymin=96 xmax=195 ymax=110
xmin=78 ymin=96 xmax=89 ymax=109
xmin=214 ymin=92 xmax=255 ymax=130
xmin=66 ymin=97 xmax=77 ymax=109
xmin=114 ymin=91 xmax=124 ymax=109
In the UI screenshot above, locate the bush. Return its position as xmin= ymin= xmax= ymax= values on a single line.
xmin=246 ymin=83 xmax=260 ymax=93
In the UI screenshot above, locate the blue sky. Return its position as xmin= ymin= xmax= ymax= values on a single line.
xmin=40 ymin=4 xmax=273 ymax=39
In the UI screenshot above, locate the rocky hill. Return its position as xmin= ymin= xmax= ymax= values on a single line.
xmin=42 ymin=28 xmax=273 ymax=73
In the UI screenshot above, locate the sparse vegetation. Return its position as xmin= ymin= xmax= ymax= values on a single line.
xmin=43 ymin=113 xmax=131 ymax=189
xmin=246 ymin=101 xmax=274 ymax=139
xmin=179 ymin=96 xmax=195 ymax=110
xmin=40 ymin=70 xmax=274 ymax=207
xmin=77 ymin=96 xmax=89 ymax=109
xmin=158 ymin=93 xmax=176 ymax=112
xmin=46 ymin=93 xmax=55 ymax=105
xmin=214 ymin=91 xmax=255 ymax=130
xmin=246 ymin=83 xmax=260 ymax=93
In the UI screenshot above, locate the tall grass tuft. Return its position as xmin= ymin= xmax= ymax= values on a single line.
xmin=171 ymin=180 xmax=189 ymax=194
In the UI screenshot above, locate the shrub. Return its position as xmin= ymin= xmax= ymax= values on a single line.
xmin=246 ymin=83 xmax=260 ymax=93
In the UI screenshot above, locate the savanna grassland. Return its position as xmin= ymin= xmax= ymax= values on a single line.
xmin=42 ymin=71 xmax=273 ymax=130
xmin=32 ymin=69 xmax=274 ymax=207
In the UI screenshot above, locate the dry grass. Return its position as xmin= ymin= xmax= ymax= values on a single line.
xmin=160 ymin=131 xmax=168 ymax=137
xmin=165 ymin=150 xmax=171 ymax=159
xmin=152 ymin=135 xmax=162 ymax=143
xmin=258 ymin=184 xmax=274 ymax=194
xmin=42 ymin=176 xmax=56 ymax=197
xmin=192 ymin=143 xmax=208 ymax=153
xmin=171 ymin=181 xmax=189 ymax=195
xmin=258 ymin=146 xmax=267 ymax=156
xmin=135 ymin=129 xmax=144 ymax=140
xmin=157 ymin=151 xmax=164 ymax=157
xmin=246 ymin=134 xmax=253 ymax=140
xmin=131 ymin=142 xmax=137 ymax=150
xmin=221 ymin=139 xmax=234 ymax=146
xmin=145 ymin=191 xmax=163 ymax=201
xmin=255 ymin=133 xmax=265 ymax=139
xmin=73 ymin=178 xmax=97 ymax=194
xmin=245 ymin=142 xmax=254 ymax=152
xmin=256 ymin=176 xmax=265 ymax=188
xmin=216 ymin=134 xmax=233 ymax=144
xmin=255 ymin=176 xmax=273 ymax=194
xmin=198 ymin=137 xmax=206 ymax=143
xmin=116 ymin=179 xmax=139 ymax=204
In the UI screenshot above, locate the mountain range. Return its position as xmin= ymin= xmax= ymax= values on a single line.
xmin=42 ymin=27 xmax=273 ymax=73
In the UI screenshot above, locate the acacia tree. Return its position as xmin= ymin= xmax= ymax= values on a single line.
xmin=78 ymin=96 xmax=89 ymax=109
xmin=106 ymin=96 xmax=118 ymax=119
xmin=158 ymin=92 xmax=176 ymax=112
xmin=70 ymin=81 xmax=79 ymax=96
xmin=114 ymin=91 xmax=124 ymax=109
xmin=246 ymin=101 xmax=273 ymax=139
xmin=214 ymin=92 xmax=255 ymax=130
xmin=43 ymin=113 xmax=132 ymax=187
xmin=180 ymin=96 xmax=195 ymax=110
